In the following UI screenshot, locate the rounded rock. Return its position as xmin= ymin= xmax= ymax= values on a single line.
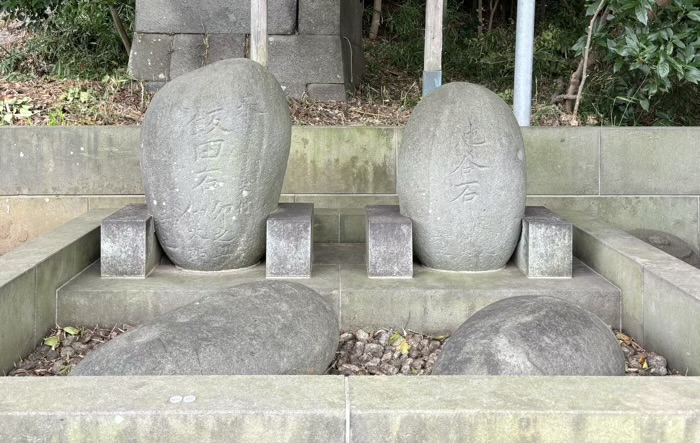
xmin=70 ymin=281 xmax=338 ymax=376
xmin=397 ymin=82 xmax=526 ymax=271
xmin=433 ymin=296 xmax=625 ymax=376
xmin=141 ymin=58 xmax=291 ymax=271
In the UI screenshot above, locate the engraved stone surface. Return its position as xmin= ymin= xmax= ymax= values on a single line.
xmin=366 ymin=205 xmax=413 ymax=278
xmin=514 ymin=206 xmax=572 ymax=278
xmin=141 ymin=58 xmax=291 ymax=271
xmin=433 ymin=296 xmax=625 ymax=376
xmin=267 ymin=203 xmax=314 ymax=278
xmin=397 ymin=82 xmax=526 ymax=272
xmin=71 ymin=281 xmax=339 ymax=376
xmin=101 ymin=204 xmax=162 ymax=278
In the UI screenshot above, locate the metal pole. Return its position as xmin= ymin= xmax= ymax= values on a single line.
xmin=250 ymin=0 xmax=268 ymax=67
xmin=513 ymin=0 xmax=535 ymax=126
xmin=422 ymin=0 xmax=443 ymax=97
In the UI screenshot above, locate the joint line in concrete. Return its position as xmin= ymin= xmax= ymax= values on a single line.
xmin=344 ymin=376 xmax=350 ymax=443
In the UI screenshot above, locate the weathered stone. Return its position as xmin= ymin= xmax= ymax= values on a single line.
xmin=366 ymin=205 xmax=412 ymax=278
xmin=206 ymin=34 xmax=245 ymax=64
xmin=268 ymin=35 xmax=345 ymax=90
xmin=299 ymin=0 xmax=341 ymax=35
xmin=397 ymin=82 xmax=526 ymax=271
xmin=266 ymin=203 xmax=314 ymax=278
xmin=170 ymin=34 xmax=206 ymax=79
xmin=306 ymin=84 xmax=347 ymax=102
xmin=514 ymin=206 xmax=572 ymax=278
xmin=128 ymin=33 xmax=173 ymax=81
xmin=71 ymin=281 xmax=338 ymax=376
xmin=101 ymin=204 xmax=162 ymax=278
xmin=141 ymin=58 xmax=291 ymax=271
xmin=340 ymin=0 xmax=364 ymax=46
xmin=135 ymin=0 xmax=297 ymax=34
xmin=628 ymin=229 xmax=700 ymax=268
xmin=433 ymin=296 xmax=625 ymax=376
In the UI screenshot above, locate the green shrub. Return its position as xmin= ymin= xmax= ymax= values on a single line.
xmin=1 ymin=0 xmax=134 ymax=79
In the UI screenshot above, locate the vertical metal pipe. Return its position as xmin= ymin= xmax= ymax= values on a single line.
xmin=250 ymin=0 xmax=268 ymax=67
xmin=513 ymin=0 xmax=535 ymax=126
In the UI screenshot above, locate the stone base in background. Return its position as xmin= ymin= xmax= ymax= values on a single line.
xmin=100 ymin=204 xmax=161 ymax=278
xmin=514 ymin=206 xmax=572 ymax=278
xmin=129 ymin=0 xmax=365 ymax=100
xmin=58 ymin=244 xmax=620 ymax=334
xmin=365 ymin=205 xmax=412 ymax=278
xmin=267 ymin=203 xmax=314 ymax=278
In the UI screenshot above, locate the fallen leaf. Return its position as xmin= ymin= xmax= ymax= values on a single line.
xmin=640 ymin=356 xmax=648 ymax=369
xmin=616 ymin=332 xmax=633 ymax=345
xmin=43 ymin=335 xmax=60 ymax=350
xmin=398 ymin=341 xmax=411 ymax=355
xmin=388 ymin=333 xmax=402 ymax=345
xmin=63 ymin=326 xmax=80 ymax=336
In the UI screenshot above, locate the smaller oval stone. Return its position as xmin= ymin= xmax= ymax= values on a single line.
xmin=70 ymin=281 xmax=339 ymax=376
xmin=433 ymin=296 xmax=625 ymax=376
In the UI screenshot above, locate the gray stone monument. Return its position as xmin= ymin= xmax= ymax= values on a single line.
xmin=397 ymin=82 xmax=526 ymax=272
xmin=514 ymin=206 xmax=573 ymax=278
xmin=266 ymin=203 xmax=314 ymax=278
xmin=140 ymin=58 xmax=291 ymax=271
xmin=365 ymin=205 xmax=413 ymax=278
xmin=101 ymin=204 xmax=161 ymax=278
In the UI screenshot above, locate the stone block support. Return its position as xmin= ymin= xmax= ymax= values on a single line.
xmin=366 ymin=205 xmax=413 ymax=278
xmin=515 ymin=206 xmax=573 ymax=278
xmin=266 ymin=203 xmax=314 ymax=278
xmin=101 ymin=204 xmax=161 ymax=278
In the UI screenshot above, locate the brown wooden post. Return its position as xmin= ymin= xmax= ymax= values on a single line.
xmin=250 ymin=0 xmax=268 ymax=67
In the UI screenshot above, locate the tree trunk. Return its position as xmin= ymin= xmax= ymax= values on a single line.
xmin=488 ymin=0 xmax=499 ymax=32
xmin=110 ymin=7 xmax=131 ymax=55
xmin=477 ymin=0 xmax=483 ymax=35
xmin=369 ymin=0 xmax=382 ymax=39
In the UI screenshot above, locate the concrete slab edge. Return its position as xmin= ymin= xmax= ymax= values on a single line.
xmin=0 ymin=209 xmax=113 ymax=373
xmin=0 ymin=376 xmax=698 ymax=442
xmin=555 ymin=209 xmax=700 ymax=374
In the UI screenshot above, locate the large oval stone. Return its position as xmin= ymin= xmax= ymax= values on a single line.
xmin=141 ymin=58 xmax=291 ymax=271
xmin=432 ymin=296 xmax=625 ymax=376
xmin=70 ymin=281 xmax=339 ymax=376
xmin=398 ymin=82 xmax=526 ymax=271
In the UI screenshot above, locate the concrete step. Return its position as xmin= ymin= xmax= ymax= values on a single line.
xmin=1 ymin=376 xmax=698 ymax=442
xmin=58 ymin=244 xmax=620 ymax=334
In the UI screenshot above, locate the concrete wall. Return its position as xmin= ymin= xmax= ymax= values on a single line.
xmin=1 ymin=126 xmax=700 ymax=257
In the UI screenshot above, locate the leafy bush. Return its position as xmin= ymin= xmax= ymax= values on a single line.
xmin=1 ymin=0 xmax=134 ymax=79
xmin=575 ymin=0 xmax=700 ymax=124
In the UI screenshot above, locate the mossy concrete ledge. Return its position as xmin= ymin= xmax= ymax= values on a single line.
xmin=0 ymin=376 xmax=699 ymax=442
xmin=556 ymin=209 xmax=700 ymax=375
xmin=0 ymin=209 xmax=115 ymax=374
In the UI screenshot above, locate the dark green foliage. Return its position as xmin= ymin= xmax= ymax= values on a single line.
xmin=1 ymin=0 xmax=135 ymax=79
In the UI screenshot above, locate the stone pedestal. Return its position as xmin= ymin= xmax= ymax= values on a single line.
xmin=514 ymin=206 xmax=572 ymax=278
xmin=366 ymin=205 xmax=413 ymax=278
xmin=266 ymin=203 xmax=314 ymax=278
xmin=101 ymin=204 xmax=161 ymax=278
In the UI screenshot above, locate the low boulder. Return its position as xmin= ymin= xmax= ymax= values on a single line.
xmin=71 ymin=281 xmax=338 ymax=376
xmin=433 ymin=296 xmax=625 ymax=376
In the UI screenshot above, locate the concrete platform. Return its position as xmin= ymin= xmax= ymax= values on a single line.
xmin=58 ymin=244 xmax=620 ymax=334
xmin=1 ymin=376 xmax=699 ymax=443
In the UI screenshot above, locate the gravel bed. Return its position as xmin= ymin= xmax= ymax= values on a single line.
xmin=6 ymin=326 xmax=679 ymax=377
